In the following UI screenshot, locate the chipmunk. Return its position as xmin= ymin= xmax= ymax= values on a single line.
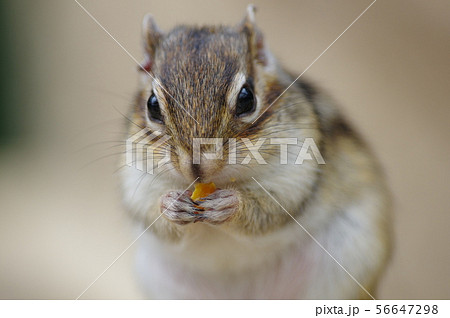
xmin=120 ymin=5 xmax=392 ymax=299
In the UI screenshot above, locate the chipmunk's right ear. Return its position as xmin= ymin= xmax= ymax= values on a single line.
xmin=140 ymin=14 xmax=163 ymax=72
xmin=237 ymin=5 xmax=268 ymax=67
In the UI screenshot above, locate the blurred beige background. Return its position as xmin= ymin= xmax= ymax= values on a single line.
xmin=0 ymin=0 xmax=449 ymax=299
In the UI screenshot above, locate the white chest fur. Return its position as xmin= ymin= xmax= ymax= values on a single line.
xmin=135 ymin=222 xmax=313 ymax=299
xmin=134 ymin=196 xmax=382 ymax=300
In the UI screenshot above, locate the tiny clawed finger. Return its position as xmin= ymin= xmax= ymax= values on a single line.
xmin=201 ymin=198 xmax=239 ymax=211
xmin=201 ymin=209 xmax=235 ymax=224
xmin=163 ymin=209 xmax=197 ymax=224
xmin=202 ymin=190 xmax=235 ymax=201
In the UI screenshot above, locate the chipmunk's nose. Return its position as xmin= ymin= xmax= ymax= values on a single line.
xmin=192 ymin=158 xmax=221 ymax=182
xmin=177 ymin=149 xmax=221 ymax=182
xmin=178 ymin=150 xmax=196 ymax=180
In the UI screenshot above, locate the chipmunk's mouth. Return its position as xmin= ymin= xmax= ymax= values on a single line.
xmin=171 ymin=146 xmax=251 ymax=188
xmin=195 ymin=165 xmax=242 ymax=189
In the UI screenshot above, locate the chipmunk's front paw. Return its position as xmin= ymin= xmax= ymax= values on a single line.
xmin=196 ymin=189 xmax=239 ymax=225
xmin=160 ymin=190 xmax=201 ymax=225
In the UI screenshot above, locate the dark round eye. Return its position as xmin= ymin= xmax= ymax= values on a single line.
xmin=236 ymin=85 xmax=256 ymax=117
xmin=147 ymin=93 xmax=163 ymax=123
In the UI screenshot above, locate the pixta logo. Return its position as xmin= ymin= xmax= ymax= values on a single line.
xmin=126 ymin=129 xmax=325 ymax=174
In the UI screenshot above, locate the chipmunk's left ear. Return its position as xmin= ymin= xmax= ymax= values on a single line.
xmin=140 ymin=14 xmax=163 ymax=72
xmin=238 ymin=5 xmax=267 ymax=66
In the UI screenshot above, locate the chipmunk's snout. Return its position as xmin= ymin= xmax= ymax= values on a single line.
xmin=176 ymin=145 xmax=225 ymax=182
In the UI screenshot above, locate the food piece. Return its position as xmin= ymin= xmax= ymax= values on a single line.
xmin=191 ymin=182 xmax=216 ymax=201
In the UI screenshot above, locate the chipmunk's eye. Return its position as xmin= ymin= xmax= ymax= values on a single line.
xmin=147 ymin=93 xmax=163 ymax=123
xmin=236 ymin=85 xmax=256 ymax=117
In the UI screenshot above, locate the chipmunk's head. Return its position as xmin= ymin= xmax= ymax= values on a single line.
xmin=130 ymin=5 xmax=318 ymax=185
